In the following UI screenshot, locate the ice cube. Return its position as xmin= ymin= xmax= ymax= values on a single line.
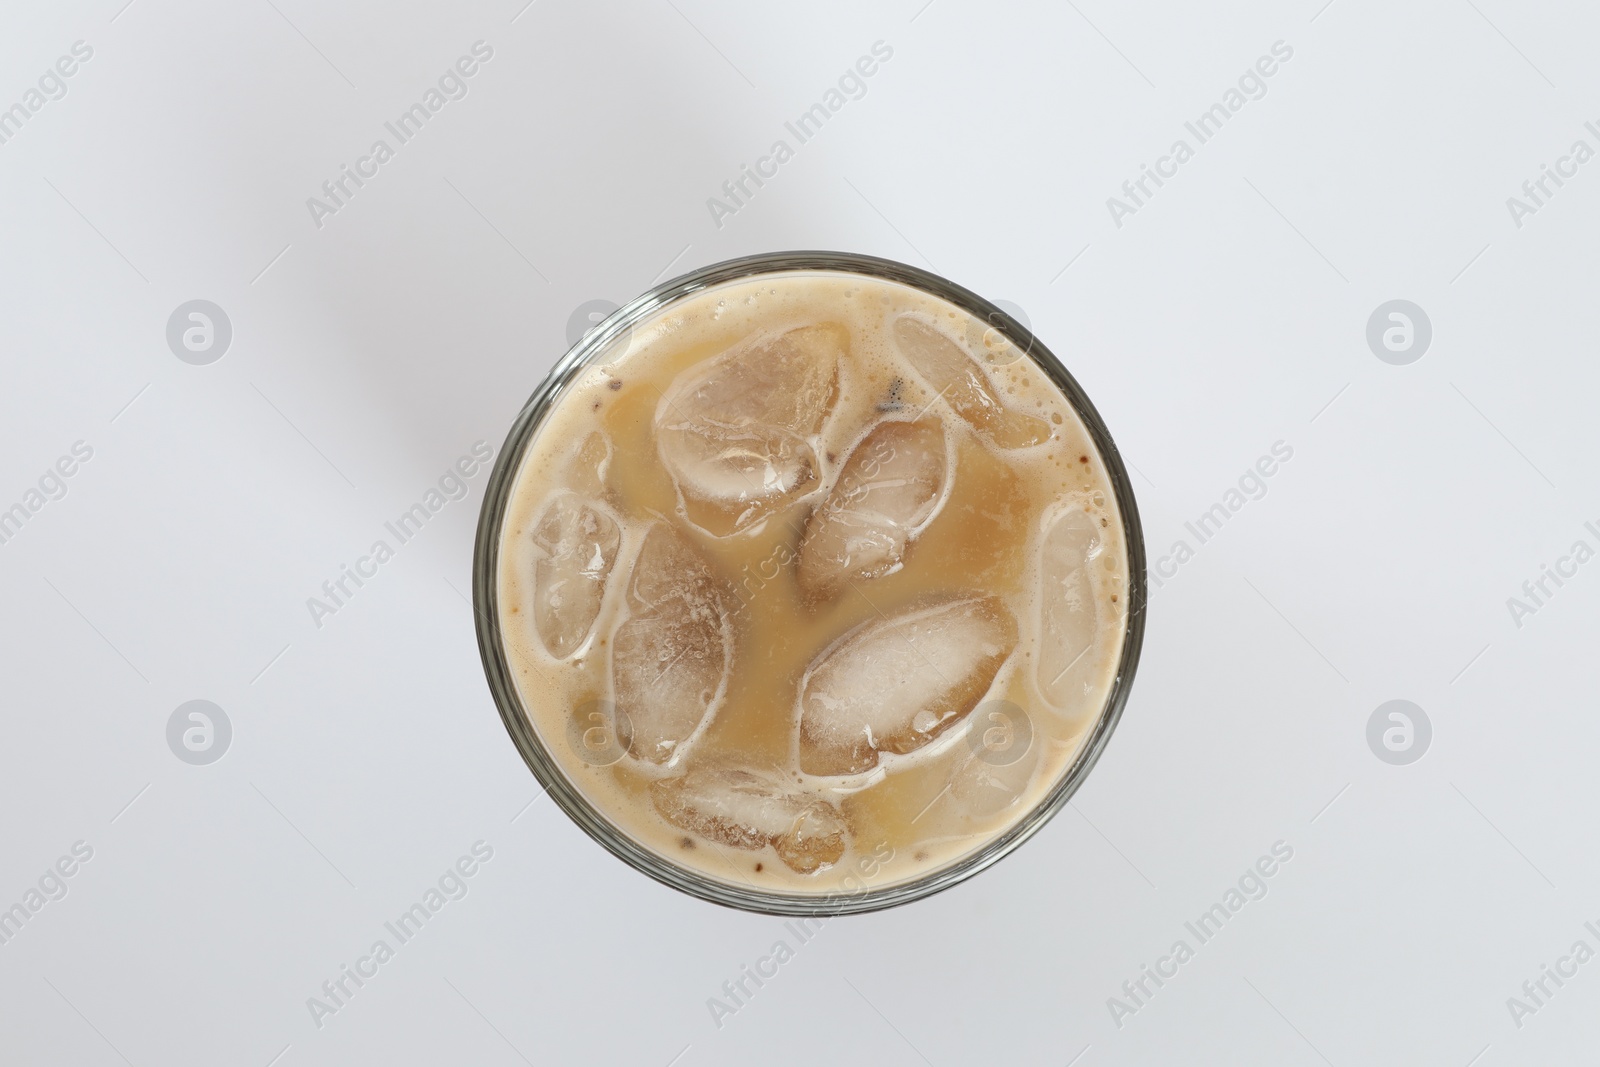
xmin=797 ymin=418 xmax=949 ymax=602
xmin=892 ymin=316 xmax=1050 ymax=449
xmin=944 ymin=744 xmax=1043 ymax=820
xmin=566 ymin=431 xmax=612 ymax=498
xmin=1036 ymin=503 xmax=1114 ymax=710
xmin=530 ymin=494 xmax=621 ymax=659
xmin=655 ymin=324 xmax=845 ymax=535
xmin=611 ymin=523 xmax=734 ymax=763
xmin=773 ymin=804 xmax=849 ymax=875
xmin=875 ymin=699 xmax=1042 ymax=843
xmin=900 ymin=743 xmax=1045 ymax=838
xmin=798 ymin=596 xmax=1018 ymax=776
xmin=651 ymin=762 xmax=848 ymax=874
xmin=945 ymin=700 xmax=1044 ymax=819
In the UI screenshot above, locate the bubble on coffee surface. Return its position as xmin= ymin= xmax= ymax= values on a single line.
xmin=495 ymin=271 xmax=1130 ymax=895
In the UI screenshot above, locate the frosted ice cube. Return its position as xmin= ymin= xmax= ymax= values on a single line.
xmin=774 ymin=804 xmax=850 ymax=875
xmin=611 ymin=524 xmax=734 ymax=763
xmin=651 ymin=762 xmax=848 ymax=874
xmin=944 ymin=744 xmax=1043 ymax=820
xmin=892 ymin=316 xmax=1050 ymax=449
xmin=1036 ymin=503 xmax=1114 ymax=710
xmin=946 ymin=700 xmax=1044 ymax=820
xmin=797 ymin=596 xmax=1018 ymax=776
xmin=655 ymin=324 xmax=845 ymax=535
xmin=881 ymin=699 xmax=1043 ymax=842
xmin=530 ymin=494 xmax=621 ymax=659
xmin=566 ymin=431 xmax=612 ymax=498
xmin=797 ymin=418 xmax=949 ymax=602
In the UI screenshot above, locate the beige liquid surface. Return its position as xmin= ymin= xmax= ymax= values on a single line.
xmin=496 ymin=271 xmax=1129 ymax=896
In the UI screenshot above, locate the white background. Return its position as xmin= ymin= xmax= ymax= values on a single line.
xmin=2 ymin=1 xmax=1596 ymax=1064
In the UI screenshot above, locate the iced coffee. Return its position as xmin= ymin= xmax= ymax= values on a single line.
xmin=488 ymin=266 xmax=1134 ymax=901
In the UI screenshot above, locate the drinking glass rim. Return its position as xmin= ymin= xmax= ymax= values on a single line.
xmin=471 ymin=250 xmax=1148 ymax=916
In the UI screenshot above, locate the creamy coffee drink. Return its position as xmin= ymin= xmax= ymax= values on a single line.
xmin=492 ymin=269 xmax=1131 ymax=897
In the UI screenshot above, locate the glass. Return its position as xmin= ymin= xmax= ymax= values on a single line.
xmin=472 ymin=251 xmax=1146 ymax=915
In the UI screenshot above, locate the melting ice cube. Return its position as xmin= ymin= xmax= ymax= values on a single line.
xmin=1036 ymin=503 xmax=1117 ymax=711
xmin=530 ymin=494 xmax=621 ymax=659
xmin=892 ymin=316 xmax=1050 ymax=450
xmin=654 ymin=324 xmax=845 ymax=535
xmin=611 ymin=523 xmax=734 ymax=763
xmin=652 ymin=761 xmax=848 ymax=874
xmin=797 ymin=596 xmax=1018 ymax=776
xmin=797 ymin=418 xmax=949 ymax=602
